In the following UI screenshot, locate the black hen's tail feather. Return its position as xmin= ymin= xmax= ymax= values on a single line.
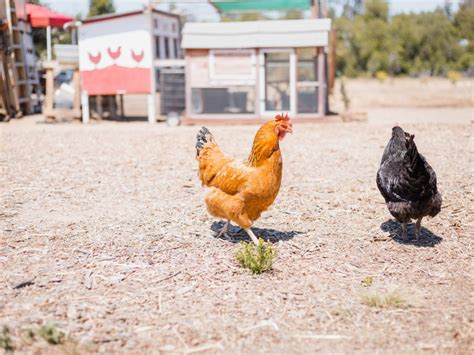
xmin=196 ymin=126 xmax=214 ymax=156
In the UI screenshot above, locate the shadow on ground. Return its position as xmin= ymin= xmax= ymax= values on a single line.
xmin=380 ymin=219 xmax=442 ymax=247
xmin=211 ymin=221 xmax=301 ymax=244
xmin=103 ymin=116 xmax=149 ymax=122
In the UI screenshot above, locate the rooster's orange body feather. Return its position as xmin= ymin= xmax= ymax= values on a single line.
xmin=196 ymin=116 xmax=292 ymax=241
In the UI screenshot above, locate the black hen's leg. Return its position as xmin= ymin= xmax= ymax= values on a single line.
xmin=415 ymin=217 xmax=422 ymax=239
xmin=401 ymin=223 xmax=408 ymax=240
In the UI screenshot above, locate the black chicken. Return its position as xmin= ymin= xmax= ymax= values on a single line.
xmin=376 ymin=126 xmax=442 ymax=240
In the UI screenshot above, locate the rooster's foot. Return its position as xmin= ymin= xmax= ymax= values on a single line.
xmin=244 ymin=228 xmax=259 ymax=245
xmin=216 ymin=221 xmax=231 ymax=240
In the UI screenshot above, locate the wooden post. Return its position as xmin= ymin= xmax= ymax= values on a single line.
xmin=119 ymin=94 xmax=124 ymax=118
xmin=311 ymin=0 xmax=320 ymax=18
xmin=147 ymin=2 xmax=156 ymax=123
xmin=46 ymin=25 xmax=52 ymax=61
xmin=96 ymin=95 xmax=103 ymax=119
xmin=81 ymin=91 xmax=89 ymax=124
xmin=328 ymin=29 xmax=336 ymax=96
xmin=44 ymin=64 xmax=54 ymax=120
xmin=184 ymin=50 xmax=192 ymax=119
xmin=317 ymin=47 xmax=325 ymax=116
xmin=0 ymin=47 xmax=17 ymax=118
xmin=72 ymin=67 xmax=81 ymax=118
xmin=255 ymin=48 xmax=260 ymax=117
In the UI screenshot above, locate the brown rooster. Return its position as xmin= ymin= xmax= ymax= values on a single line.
xmin=196 ymin=114 xmax=293 ymax=244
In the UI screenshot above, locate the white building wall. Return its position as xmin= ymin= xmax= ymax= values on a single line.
xmin=79 ymin=14 xmax=152 ymax=72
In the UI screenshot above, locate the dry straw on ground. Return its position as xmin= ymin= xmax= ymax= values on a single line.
xmin=1 ymin=85 xmax=472 ymax=353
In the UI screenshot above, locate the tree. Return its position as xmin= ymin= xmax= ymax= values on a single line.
xmin=221 ymin=12 xmax=267 ymax=22
xmin=88 ymin=0 xmax=115 ymax=17
xmin=281 ymin=10 xmax=304 ymax=20
xmin=454 ymin=0 xmax=474 ymax=70
xmin=334 ymin=0 xmax=391 ymax=76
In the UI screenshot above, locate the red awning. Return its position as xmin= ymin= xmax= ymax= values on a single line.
xmin=26 ymin=3 xmax=73 ymax=28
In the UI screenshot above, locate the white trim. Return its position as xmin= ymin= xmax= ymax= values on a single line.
xmin=182 ymin=19 xmax=331 ymax=49
xmin=154 ymin=59 xmax=185 ymax=67
xmin=208 ymin=49 xmax=256 ymax=83
xmin=259 ymin=48 xmax=296 ymax=118
xmin=46 ymin=26 xmax=52 ymax=61
xmin=290 ymin=51 xmax=296 ymax=117
xmin=297 ymin=81 xmax=320 ymax=87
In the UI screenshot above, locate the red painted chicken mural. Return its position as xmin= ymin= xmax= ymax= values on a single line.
xmin=78 ymin=13 xmax=152 ymax=95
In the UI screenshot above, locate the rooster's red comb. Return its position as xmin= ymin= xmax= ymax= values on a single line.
xmin=275 ymin=113 xmax=290 ymax=122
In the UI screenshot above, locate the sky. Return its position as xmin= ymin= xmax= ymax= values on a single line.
xmin=44 ymin=0 xmax=462 ymax=21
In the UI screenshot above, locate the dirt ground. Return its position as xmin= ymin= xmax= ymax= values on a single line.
xmin=1 ymin=80 xmax=473 ymax=353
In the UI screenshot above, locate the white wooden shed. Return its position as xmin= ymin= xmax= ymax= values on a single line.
xmin=78 ymin=8 xmax=183 ymax=123
xmin=181 ymin=18 xmax=331 ymax=124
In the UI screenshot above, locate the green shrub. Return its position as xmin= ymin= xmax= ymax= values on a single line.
xmin=375 ymin=70 xmax=388 ymax=82
xmin=340 ymin=76 xmax=351 ymax=111
xmin=447 ymin=70 xmax=461 ymax=84
xmin=361 ymin=290 xmax=407 ymax=308
xmin=361 ymin=276 xmax=374 ymax=287
xmin=235 ymin=238 xmax=276 ymax=274
xmin=37 ymin=323 xmax=66 ymax=345
xmin=0 ymin=326 xmax=13 ymax=352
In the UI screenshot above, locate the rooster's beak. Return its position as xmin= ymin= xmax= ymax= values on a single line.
xmin=287 ymin=126 xmax=293 ymax=134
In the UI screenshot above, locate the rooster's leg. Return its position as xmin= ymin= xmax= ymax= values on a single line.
xmin=415 ymin=218 xmax=422 ymax=239
xmin=216 ymin=220 xmax=230 ymax=239
xmin=244 ymin=228 xmax=259 ymax=245
xmin=401 ymin=223 xmax=408 ymax=240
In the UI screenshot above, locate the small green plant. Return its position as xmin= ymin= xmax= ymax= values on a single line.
xmin=361 ymin=290 xmax=407 ymax=309
xmin=361 ymin=276 xmax=374 ymax=287
xmin=38 ymin=323 xmax=66 ymax=345
xmin=375 ymin=70 xmax=388 ymax=82
xmin=447 ymin=70 xmax=461 ymax=84
xmin=235 ymin=238 xmax=276 ymax=274
xmin=0 ymin=326 xmax=14 ymax=352
xmin=340 ymin=76 xmax=351 ymax=111
xmin=22 ymin=328 xmax=36 ymax=344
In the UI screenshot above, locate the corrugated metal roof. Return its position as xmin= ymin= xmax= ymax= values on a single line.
xmin=82 ymin=8 xmax=179 ymax=24
xmin=210 ymin=0 xmax=311 ymax=12
xmin=181 ymin=19 xmax=331 ymax=49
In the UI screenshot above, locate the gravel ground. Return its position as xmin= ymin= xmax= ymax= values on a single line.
xmin=0 ymin=110 xmax=472 ymax=354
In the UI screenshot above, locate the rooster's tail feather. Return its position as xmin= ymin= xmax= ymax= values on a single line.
xmin=196 ymin=126 xmax=214 ymax=156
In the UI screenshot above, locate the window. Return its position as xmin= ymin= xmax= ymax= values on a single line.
xmin=174 ymin=39 xmax=179 ymax=58
xmin=296 ymin=48 xmax=320 ymax=113
xmin=164 ymin=37 xmax=169 ymax=59
xmin=191 ymin=86 xmax=255 ymax=114
xmin=172 ymin=23 xmax=177 ymax=32
xmin=297 ymin=48 xmax=318 ymax=82
xmin=209 ymin=50 xmax=256 ymax=81
xmin=155 ymin=69 xmax=161 ymax=92
xmin=297 ymin=86 xmax=318 ymax=113
xmin=264 ymin=52 xmax=290 ymax=111
xmin=155 ymin=36 xmax=160 ymax=58
xmin=154 ymin=18 xmax=158 ymax=29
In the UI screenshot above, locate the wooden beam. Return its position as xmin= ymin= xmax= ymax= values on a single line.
xmin=72 ymin=68 xmax=81 ymax=118
xmin=43 ymin=65 xmax=54 ymax=120
xmin=328 ymin=29 xmax=336 ymax=95
xmin=317 ymin=47 xmax=325 ymax=115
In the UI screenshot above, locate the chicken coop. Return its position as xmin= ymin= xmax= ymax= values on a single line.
xmin=181 ymin=18 xmax=332 ymax=124
xmin=78 ymin=7 xmax=184 ymax=123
